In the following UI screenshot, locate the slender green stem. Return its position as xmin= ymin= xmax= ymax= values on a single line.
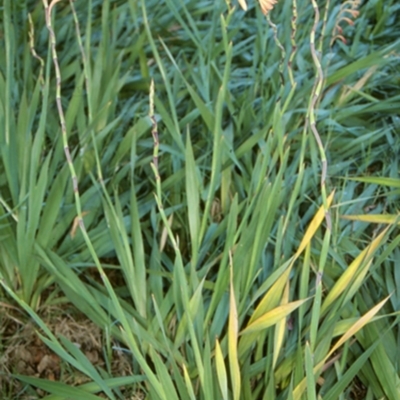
xmin=267 ymin=15 xmax=285 ymax=90
xmin=148 ymin=80 xmax=181 ymax=255
xmin=28 ymin=13 xmax=45 ymax=88
xmin=309 ymin=0 xmax=331 ymax=231
xmin=43 ymin=0 xmax=81 ymax=209
xmin=3 ymin=0 xmax=13 ymax=146
xmin=69 ymin=0 xmax=103 ymax=183
xmin=43 ymin=0 xmax=111 ymax=298
xmin=288 ymin=0 xmax=298 ymax=88
xmin=318 ymin=0 xmax=330 ymax=54
xmin=149 ymin=80 xmax=160 ymax=178
xmin=69 ymin=0 xmax=92 ymax=123
xmin=43 ymin=5 xmax=169 ymax=393
xmin=149 ymin=76 xmax=199 ymax=300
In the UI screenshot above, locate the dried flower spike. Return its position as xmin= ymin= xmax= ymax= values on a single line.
xmin=237 ymin=0 xmax=278 ymax=15
xmin=259 ymin=0 xmax=278 ymax=15
xmin=331 ymin=0 xmax=361 ymax=46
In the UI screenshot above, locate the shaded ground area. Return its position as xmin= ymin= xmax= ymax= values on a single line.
xmin=0 ymin=305 xmax=140 ymax=399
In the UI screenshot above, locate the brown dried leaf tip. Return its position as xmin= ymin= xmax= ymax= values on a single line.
xmin=238 ymin=0 xmax=248 ymax=11
xmin=259 ymin=0 xmax=278 ymax=15
xmin=237 ymin=0 xmax=278 ymax=15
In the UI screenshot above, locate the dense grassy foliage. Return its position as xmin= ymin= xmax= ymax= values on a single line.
xmin=1 ymin=0 xmax=400 ymax=398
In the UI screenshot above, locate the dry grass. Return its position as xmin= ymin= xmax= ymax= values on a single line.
xmin=1 ymin=304 xmax=139 ymax=399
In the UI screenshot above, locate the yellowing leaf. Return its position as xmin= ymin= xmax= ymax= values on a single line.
xmin=341 ymin=213 xmax=400 ymax=225
xmin=327 ymin=295 xmax=390 ymax=358
xmin=241 ymin=299 xmax=309 ymax=335
xmin=321 ymin=226 xmax=389 ymax=314
xmin=295 ymin=191 xmax=335 ymax=258
xmin=215 ymin=339 xmax=228 ymax=400
xmin=293 ymin=296 xmax=390 ymax=400
xmin=182 ymin=364 xmax=196 ymax=400
xmin=228 ymin=256 xmax=241 ymax=400
xmin=273 ymin=282 xmax=289 ymax=368
xmin=249 ymin=267 xmax=291 ymax=324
